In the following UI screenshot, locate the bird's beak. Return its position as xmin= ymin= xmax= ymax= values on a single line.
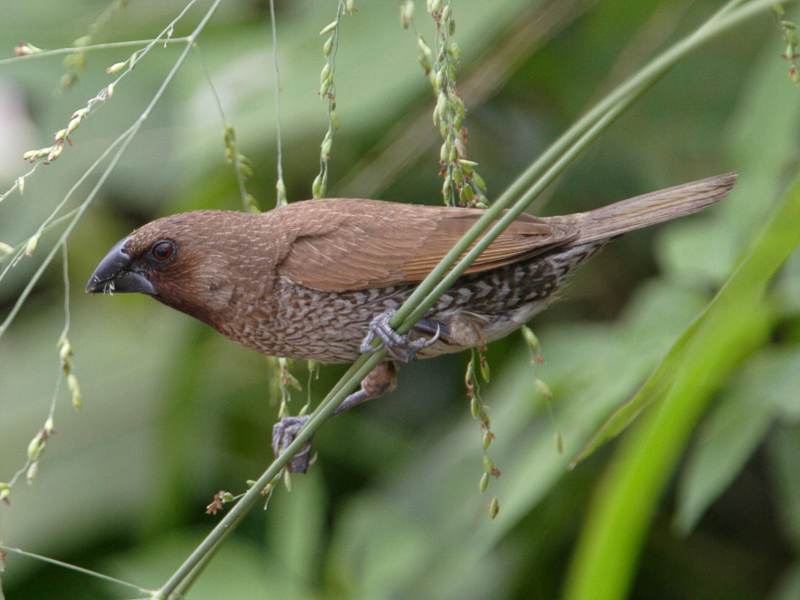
xmin=86 ymin=237 xmax=155 ymax=295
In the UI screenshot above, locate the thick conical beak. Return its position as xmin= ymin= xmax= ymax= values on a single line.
xmin=86 ymin=237 xmax=155 ymax=295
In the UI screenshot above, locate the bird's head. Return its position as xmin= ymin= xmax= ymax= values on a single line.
xmin=86 ymin=211 xmax=255 ymax=323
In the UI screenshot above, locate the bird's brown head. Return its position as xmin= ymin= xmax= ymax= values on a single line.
xmin=86 ymin=210 xmax=261 ymax=325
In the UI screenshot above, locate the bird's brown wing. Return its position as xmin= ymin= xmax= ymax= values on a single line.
xmin=277 ymin=198 xmax=579 ymax=292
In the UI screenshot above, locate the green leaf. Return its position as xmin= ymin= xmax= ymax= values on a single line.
xmin=675 ymin=347 xmax=800 ymax=535
xmin=674 ymin=355 xmax=780 ymax=533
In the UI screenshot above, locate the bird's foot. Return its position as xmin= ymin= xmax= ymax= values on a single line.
xmin=271 ymin=416 xmax=316 ymax=473
xmin=359 ymin=309 xmax=440 ymax=363
xmin=270 ymin=387 xmax=378 ymax=473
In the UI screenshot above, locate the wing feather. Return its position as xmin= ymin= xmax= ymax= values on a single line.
xmin=276 ymin=198 xmax=578 ymax=292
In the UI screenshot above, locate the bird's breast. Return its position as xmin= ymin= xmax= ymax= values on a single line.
xmin=219 ymin=277 xmax=415 ymax=363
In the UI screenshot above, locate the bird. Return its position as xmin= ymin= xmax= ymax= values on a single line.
xmin=87 ymin=172 xmax=737 ymax=472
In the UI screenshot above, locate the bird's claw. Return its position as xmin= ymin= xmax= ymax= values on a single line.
xmin=359 ymin=309 xmax=441 ymax=363
xmin=271 ymin=416 xmax=316 ymax=473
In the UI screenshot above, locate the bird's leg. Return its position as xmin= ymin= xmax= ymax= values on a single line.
xmin=359 ymin=309 xmax=442 ymax=363
xmin=271 ymin=361 xmax=397 ymax=473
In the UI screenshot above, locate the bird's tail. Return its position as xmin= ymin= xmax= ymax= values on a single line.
xmin=570 ymin=172 xmax=737 ymax=245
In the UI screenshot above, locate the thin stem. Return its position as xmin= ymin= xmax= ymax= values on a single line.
xmin=155 ymin=351 xmax=384 ymax=599
xmin=46 ymin=368 xmax=64 ymax=426
xmin=140 ymin=0 xmax=220 ymax=122
xmin=0 ymin=207 xmax=79 ymax=282
xmin=269 ymin=0 xmax=286 ymax=206
xmin=0 ymin=545 xmax=151 ymax=596
xmin=313 ymin=0 xmax=346 ymax=198
xmin=6 ymin=456 xmax=32 ymax=489
xmin=60 ymin=244 xmax=71 ymax=340
xmin=194 ymin=45 xmax=250 ymax=211
xmin=0 ymin=38 xmax=190 ymax=66
xmin=47 ymin=243 xmax=71 ymax=421
xmin=0 ymin=163 xmax=38 ymax=203
xmin=0 ymin=247 xmax=24 ymax=288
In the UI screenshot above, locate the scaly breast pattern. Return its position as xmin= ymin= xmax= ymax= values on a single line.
xmin=227 ymin=241 xmax=604 ymax=363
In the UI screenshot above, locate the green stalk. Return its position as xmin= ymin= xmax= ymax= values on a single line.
xmin=0 ymin=38 xmax=190 ymax=67
xmin=0 ymin=545 xmax=150 ymax=596
xmin=154 ymin=352 xmax=383 ymax=599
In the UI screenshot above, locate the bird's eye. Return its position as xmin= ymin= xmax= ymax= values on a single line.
xmin=149 ymin=240 xmax=177 ymax=264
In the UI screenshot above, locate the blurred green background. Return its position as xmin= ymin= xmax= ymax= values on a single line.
xmin=1 ymin=0 xmax=800 ymax=598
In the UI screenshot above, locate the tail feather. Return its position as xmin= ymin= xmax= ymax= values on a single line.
xmin=571 ymin=172 xmax=737 ymax=245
